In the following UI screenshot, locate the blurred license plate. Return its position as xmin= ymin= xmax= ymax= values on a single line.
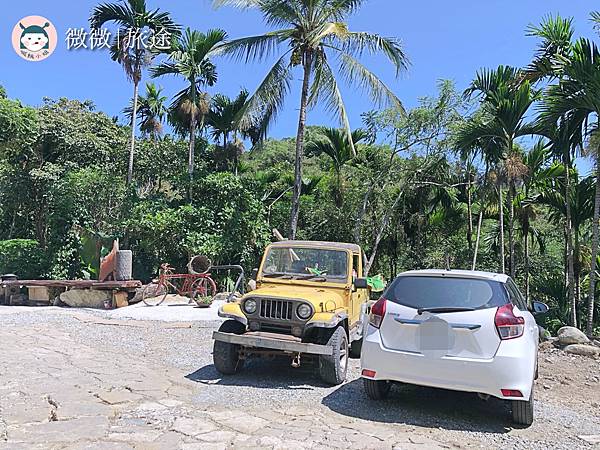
xmin=417 ymin=317 xmax=455 ymax=352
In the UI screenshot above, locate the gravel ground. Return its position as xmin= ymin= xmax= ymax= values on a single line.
xmin=1 ymin=306 xmax=599 ymax=449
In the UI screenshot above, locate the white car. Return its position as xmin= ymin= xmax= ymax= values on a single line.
xmin=360 ymin=269 xmax=548 ymax=426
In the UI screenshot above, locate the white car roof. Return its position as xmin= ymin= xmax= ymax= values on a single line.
xmin=397 ymin=269 xmax=509 ymax=283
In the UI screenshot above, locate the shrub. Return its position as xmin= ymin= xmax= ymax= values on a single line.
xmin=0 ymin=239 xmax=46 ymax=279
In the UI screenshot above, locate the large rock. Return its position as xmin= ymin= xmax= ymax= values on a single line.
xmin=130 ymin=283 xmax=165 ymax=304
xmin=564 ymin=344 xmax=600 ymax=358
xmin=557 ymin=326 xmax=589 ymax=345
xmin=60 ymin=289 xmax=111 ymax=309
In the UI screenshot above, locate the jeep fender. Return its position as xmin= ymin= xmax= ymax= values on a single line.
xmin=305 ymin=311 xmax=348 ymax=331
xmin=218 ymin=302 xmax=248 ymax=326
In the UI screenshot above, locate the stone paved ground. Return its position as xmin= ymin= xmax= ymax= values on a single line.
xmin=0 ymin=313 xmax=451 ymax=449
xmin=0 ymin=307 xmax=598 ymax=449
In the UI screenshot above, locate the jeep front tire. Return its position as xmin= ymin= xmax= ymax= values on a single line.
xmin=318 ymin=327 xmax=348 ymax=385
xmin=213 ymin=320 xmax=246 ymax=375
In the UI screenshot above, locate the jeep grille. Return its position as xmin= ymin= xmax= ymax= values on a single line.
xmin=260 ymin=298 xmax=293 ymax=320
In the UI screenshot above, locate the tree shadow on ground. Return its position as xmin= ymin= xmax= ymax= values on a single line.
xmin=186 ymin=356 xmax=329 ymax=390
xmin=322 ymin=379 xmax=513 ymax=434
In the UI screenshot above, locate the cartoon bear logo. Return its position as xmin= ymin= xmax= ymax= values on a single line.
xmin=19 ymin=22 xmax=50 ymax=52
xmin=12 ymin=16 xmax=57 ymax=61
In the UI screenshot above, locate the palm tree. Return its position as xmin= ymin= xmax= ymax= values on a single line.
xmin=457 ymin=66 xmax=539 ymax=275
xmin=536 ymin=171 xmax=594 ymax=323
xmin=206 ymin=90 xmax=255 ymax=173
xmin=526 ymin=14 xmax=580 ymax=327
xmin=123 ymin=82 xmax=168 ymax=192
xmin=213 ymin=0 xmax=408 ymax=238
xmin=151 ymin=28 xmax=227 ymax=197
xmin=518 ymin=140 xmax=562 ymax=302
xmin=90 ymin=0 xmax=179 ymax=184
xmin=306 ymin=127 xmax=367 ymax=206
xmin=207 ymin=90 xmax=248 ymax=148
xmin=123 ymin=82 xmax=168 ymax=140
xmin=537 ymin=36 xmax=600 ymax=332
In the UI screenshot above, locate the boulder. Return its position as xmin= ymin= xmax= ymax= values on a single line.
xmin=557 ymin=326 xmax=590 ymax=345
xmin=563 ymin=344 xmax=600 ymax=358
xmin=60 ymin=289 xmax=111 ymax=309
xmin=130 ymin=283 xmax=165 ymax=304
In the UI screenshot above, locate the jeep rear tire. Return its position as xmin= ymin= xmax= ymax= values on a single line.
xmin=318 ymin=327 xmax=348 ymax=385
xmin=213 ymin=320 xmax=246 ymax=375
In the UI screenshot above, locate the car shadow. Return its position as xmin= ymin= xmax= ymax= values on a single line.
xmin=186 ymin=356 xmax=329 ymax=390
xmin=322 ymin=379 xmax=513 ymax=433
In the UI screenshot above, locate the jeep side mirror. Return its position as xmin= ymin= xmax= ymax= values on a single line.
xmin=354 ymin=278 xmax=369 ymax=289
xmin=532 ymin=301 xmax=549 ymax=315
xmin=251 ymin=268 xmax=258 ymax=280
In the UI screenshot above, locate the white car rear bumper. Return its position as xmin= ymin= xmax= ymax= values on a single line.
xmin=361 ymin=326 xmax=536 ymax=400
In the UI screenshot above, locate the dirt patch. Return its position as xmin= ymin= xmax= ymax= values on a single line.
xmin=537 ymin=343 xmax=600 ymax=416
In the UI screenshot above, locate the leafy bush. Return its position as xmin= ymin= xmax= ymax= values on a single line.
xmin=0 ymin=239 xmax=46 ymax=279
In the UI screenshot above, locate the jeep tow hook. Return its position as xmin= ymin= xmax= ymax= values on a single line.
xmin=291 ymin=353 xmax=301 ymax=368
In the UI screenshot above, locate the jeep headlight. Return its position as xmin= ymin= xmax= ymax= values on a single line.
xmin=297 ymin=303 xmax=312 ymax=320
xmin=243 ymin=299 xmax=257 ymax=314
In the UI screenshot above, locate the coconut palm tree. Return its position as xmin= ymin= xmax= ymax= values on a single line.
xmin=306 ymin=127 xmax=367 ymax=206
xmin=151 ymin=28 xmax=227 ymax=197
xmin=457 ymin=66 xmax=539 ymax=275
xmin=213 ymin=0 xmax=408 ymax=238
xmin=90 ymin=0 xmax=179 ymax=185
xmin=537 ymin=36 xmax=600 ymax=332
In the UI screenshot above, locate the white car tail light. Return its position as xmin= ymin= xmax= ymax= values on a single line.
xmin=495 ymin=303 xmax=524 ymax=339
xmin=369 ymin=298 xmax=387 ymax=328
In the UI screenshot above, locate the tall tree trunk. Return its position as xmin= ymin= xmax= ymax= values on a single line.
xmin=188 ymin=86 xmax=197 ymax=202
xmin=587 ymin=159 xmax=600 ymax=335
xmin=8 ymin=208 xmax=17 ymax=239
xmin=574 ymin=229 xmax=581 ymax=327
xmin=498 ymin=185 xmax=506 ymax=274
xmin=508 ymin=181 xmax=516 ymax=279
xmin=466 ymin=169 xmax=473 ymax=252
xmin=289 ymin=52 xmax=312 ymax=239
xmin=127 ymin=79 xmax=140 ymax=185
xmin=472 ymin=211 xmax=483 ymax=270
xmin=364 ymin=189 xmax=404 ymax=275
xmin=335 ymin=169 xmax=343 ymax=207
xmin=524 ymin=218 xmax=530 ymax=304
xmin=564 ymin=152 xmax=576 ymax=326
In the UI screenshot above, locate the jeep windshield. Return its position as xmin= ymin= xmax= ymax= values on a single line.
xmin=261 ymin=247 xmax=348 ymax=283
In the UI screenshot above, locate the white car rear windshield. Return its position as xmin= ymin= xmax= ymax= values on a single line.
xmin=384 ymin=276 xmax=508 ymax=310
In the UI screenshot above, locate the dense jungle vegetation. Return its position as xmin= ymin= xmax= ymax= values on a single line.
xmin=1 ymin=1 xmax=599 ymax=335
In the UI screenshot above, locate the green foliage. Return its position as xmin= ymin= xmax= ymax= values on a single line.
xmin=124 ymin=172 xmax=270 ymax=281
xmin=0 ymin=8 xmax=599 ymax=335
xmin=0 ymin=97 xmax=38 ymax=151
xmin=0 ymin=239 xmax=45 ymax=279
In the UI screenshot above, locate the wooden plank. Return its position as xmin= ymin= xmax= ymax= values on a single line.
xmin=27 ymin=286 xmax=50 ymax=302
xmin=1 ymin=280 xmax=142 ymax=290
xmin=113 ymin=291 xmax=129 ymax=308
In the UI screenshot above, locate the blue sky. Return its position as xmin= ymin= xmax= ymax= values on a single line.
xmin=1 ymin=0 xmax=597 ymax=173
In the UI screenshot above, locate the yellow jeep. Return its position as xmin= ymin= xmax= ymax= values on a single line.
xmin=212 ymin=240 xmax=370 ymax=385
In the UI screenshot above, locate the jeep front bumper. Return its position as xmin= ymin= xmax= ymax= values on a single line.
xmin=212 ymin=331 xmax=334 ymax=356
